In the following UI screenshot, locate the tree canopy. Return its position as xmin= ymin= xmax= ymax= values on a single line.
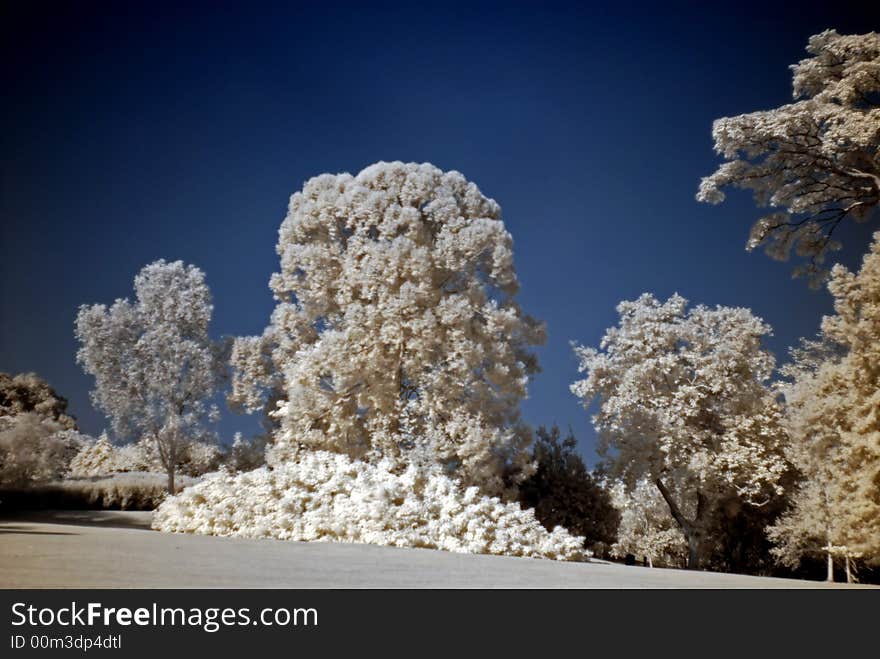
xmin=571 ymin=293 xmax=789 ymax=568
xmin=698 ymin=30 xmax=880 ymax=286
xmin=232 ymin=162 xmax=545 ymax=497
xmin=75 ymin=260 xmax=223 ymax=492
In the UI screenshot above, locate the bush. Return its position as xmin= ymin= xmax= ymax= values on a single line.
xmin=68 ymin=433 xmax=125 ymax=477
xmin=69 ymin=435 xmax=223 ymax=478
xmin=177 ymin=441 xmax=223 ymax=477
xmin=0 ymin=413 xmax=87 ymax=487
xmin=153 ymin=450 xmax=586 ymax=561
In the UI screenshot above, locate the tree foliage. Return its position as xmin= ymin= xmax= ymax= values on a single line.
xmin=770 ymin=232 xmax=880 ymax=573
xmin=698 ymin=29 xmax=880 ymax=285
xmin=571 ymin=293 xmax=789 ymax=568
xmin=232 ymin=162 xmax=545 ymax=497
xmin=153 ymin=449 xmax=585 ymax=560
xmin=0 ymin=372 xmax=77 ymax=430
xmin=0 ymin=413 xmax=86 ymax=488
xmin=517 ymin=424 xmax=619 ymax=548
xmin=609 ymin=478 xmax=687 ymax=568
xmin=75 ymin=260 xmax=223 ymax=493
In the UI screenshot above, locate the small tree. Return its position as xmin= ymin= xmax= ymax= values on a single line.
xmin=75 ymin=260 xmax=222 ymax=493
xmin=517 ymin=425 xmax=619 ymax=549
xmin=571 ymin=293 xmax=789 ymax=569
xmin=698 ymin=29 xmax=880 ymax=286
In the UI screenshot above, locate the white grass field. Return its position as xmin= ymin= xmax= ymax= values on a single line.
xmin=0 ymin=511 xmax=872 ymax=589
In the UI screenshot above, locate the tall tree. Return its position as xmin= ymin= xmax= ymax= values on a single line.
xmin=698 ymin=29 xmax=880 ymax=286
xmin=770 ymin=232 xmax=880 ymax=578
xmin=75 ymin=260 xmax=222 ymax=493
xmin=232 ymin=162 xmax=544 ymax=497
xmin=517 ymin=425 xmax=619 ymax=548
xmin=571 ymin=293 xmax=789 ymax=568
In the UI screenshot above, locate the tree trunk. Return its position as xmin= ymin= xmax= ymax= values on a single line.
xmin=654 ymin=478 xmax=706 ymax=570
xmin=167 ymin=466 xmax=176 ymax=495
xmin=687 ymin=534 xmax=702 ymax=570
xmin=845 ymin=555 xmax=852 ymax=584
xmin=826 ymin=552 xmax=834 ymax=582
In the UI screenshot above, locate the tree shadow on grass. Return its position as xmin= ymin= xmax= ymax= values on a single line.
xmin=0 ymin=524 xmax=78 ymax=536
xmin=0 ymin=510 xmax=153 ymax=530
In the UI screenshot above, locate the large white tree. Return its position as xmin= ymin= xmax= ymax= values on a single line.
xmin=571 ymin=293 xmax=789 ymax=568
xmin=75 ymin=260 xmax=222 ymax=493
xmin=770 ymin=232 xmax=880 ymax=578
xmin=231 ymin=162 xmax=544 ymax=497
xmin=698 ymin=29 xmax=880 ymax=286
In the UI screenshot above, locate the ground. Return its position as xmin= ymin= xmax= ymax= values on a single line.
xmin=0 ymin=511 xmax=871 ymax=588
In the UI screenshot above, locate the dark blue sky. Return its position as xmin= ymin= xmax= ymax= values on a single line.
xmin=2 ymin=1 xmax=877 ymax=464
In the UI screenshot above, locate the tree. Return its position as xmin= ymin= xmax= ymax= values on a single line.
xmin=0 ymin=413 xmax=86 ymax=488
xmin=768 ymin=338 xmax=853 ymax=581
xmin=571 ymin=293 xmax=789 ymax=569
xmin=608 ymin=478 xmax=687 ymax=568
xmin=770 ymin=232 xmax=880 ymax=578
xmin=821 ymin=234 xmax=880 ymax=565
xmin=75 ymin=260 xmax=222 ymax=493
xmin=697 ymin=29 xmax=880 ymax=286
xmin=233 ymin=162 xmax=545 ymax=497
xmin=0 ymin=372 xmax=77 ymax=429
xmin=517 ymin=424 xmax=619 ymax=548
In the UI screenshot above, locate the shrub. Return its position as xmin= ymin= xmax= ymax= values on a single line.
xmin=177 ymin=441 xmax=223 ymax=477
xmin=153 ymin=450 xmax=585 ymax=561
xmin=68 ymin=433 xmax=124 ymax=477
xmin=69 ymin=435 xmax=223 ymax=478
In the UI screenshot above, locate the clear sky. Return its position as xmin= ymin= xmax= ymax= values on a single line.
xmin=2 ymin=1 xmax=877 ymax=465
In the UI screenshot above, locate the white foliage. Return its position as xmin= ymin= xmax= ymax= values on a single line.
xmin=69 ymin=433 xmax=222 ymax=478
xmin=770 ymin=232 xmax=880 ymax=567
xmin=75 ymin=260 xmax=222 ymax=491
xmin=0 ymin=413 xmax=88 ymax=487
xmin=231 ymin=162 xmax=544 ymax=496
xmin=608 ymin=479 xmax=687 ymax=568
xmin=178 ymin=440 xmax=223 ymax=476
xmin=152 ymin=450 xmax=585 ymax=561
xmin=571 ymin=293 xmax=789 ymax=566
xmin=115 ymin=441 xmax=157 ymax=472
xmin=698 ymin=29 xmax=880 ymax=285
xmin=68 ymin=433 xmax=124 ymax=478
